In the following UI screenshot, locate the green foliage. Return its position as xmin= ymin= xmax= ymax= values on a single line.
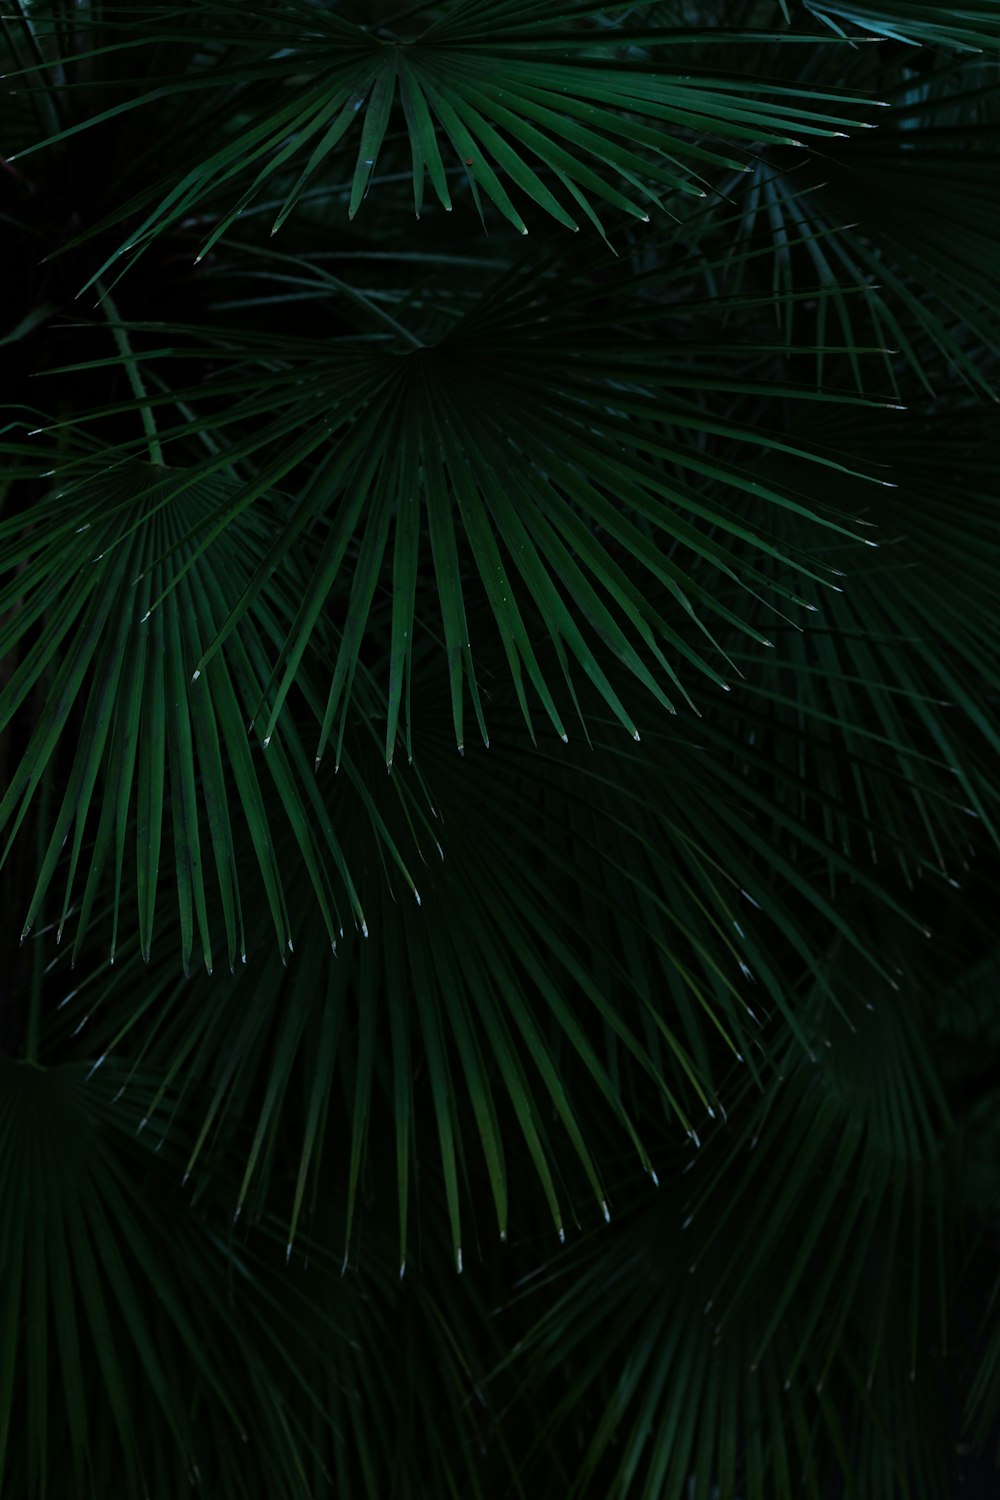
xmin=1 ymin=2 xmax=999 ymax=1496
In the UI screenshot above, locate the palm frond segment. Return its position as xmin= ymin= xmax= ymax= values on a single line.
xmin=0 ymin=461 xmax=415 ymax=967
xmin=11 ymin=0 xmax=888 ymax=278
xmin=805 ymin=0 xmax=1000 ymax=51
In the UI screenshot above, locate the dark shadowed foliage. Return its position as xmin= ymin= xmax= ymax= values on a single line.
xmin=1 ymin=2 xmax=999 ymax=1496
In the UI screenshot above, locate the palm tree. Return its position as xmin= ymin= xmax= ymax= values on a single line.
xmin=1 ymin=1 xmax=999 ymax=1495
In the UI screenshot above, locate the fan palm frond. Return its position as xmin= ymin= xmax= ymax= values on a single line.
xmin=512 ymin=937 xmax=956 ymax=1499
xmin=0 ymin=459 xmax=426 ymax=967
xmin=7 ymin=251 xmax=901 ymax=776
xmin=41 ymin=647 xmax=944 ymax=1278
xmin=0 ymin=1057 xmax=349 ymax=1499
xmin=2 ymin=3 xmax=999 ymax=1496
xmin=729 ymin=63 xmax=1000 ymax=399
xmin=7 ymin=0 xmax=891 ymax=278
xmin=804 ymin=0 xmax=1000 ymax=50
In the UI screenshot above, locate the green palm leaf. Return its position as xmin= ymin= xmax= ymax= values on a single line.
xmin=748 ymin=405 xmax=1000 ymax=844
xmin=18 ymin=255 xmax=899 ymax=768
xmin=43 ymin=650 xmax=942 ymax=1278
xmin=0 ymin=1057 xmax=329 ymax=1498
xmin=729 ymin=65 xmax=1000 ymax=399
xmin=3 ymin=3 xmax=999 ymax=1496
xmin=513 ymin=942 xmax=955 ymax=1498
xmin=804 ymin=0 xmax=1000 ymax=50
xmin=0 ymin=1053 xmax=511 ymax=1498
xmin=9 ymin=0 xmax=888 ymax=278
xmin=0 ymin=459 xmax=424 ymax=966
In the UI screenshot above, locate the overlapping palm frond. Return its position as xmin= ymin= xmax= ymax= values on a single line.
xmin=40 ymin=647 xmax=945 ymax=1284
xmin=7 ymin=0 xmax=890 ymax=276
xmin=728 ymin=62 xmax=1000 ymax=399
xmin=5 ymin=249 xmax=904 ymax=778
xmin=804 ymin=0 xmax=1000 ymax=50
xmin=701 ymin=405 xmax=1000 ymax=879
xmin=511 ymin=935 xmax=957 ymax=1499
xmin=0 ymin=456 xmax=431 ymax=966
xmin=0 ymin=1055 xmax=518 ymax=1499
xmin=2 ymin=2 xmax=1000 ymax=1497
xmin=0 ymin=1057 xmax=339 ymax=1499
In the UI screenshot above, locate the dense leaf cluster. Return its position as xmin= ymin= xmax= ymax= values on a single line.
xmin=1 ymin=2 xmax=999 ymax=1497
